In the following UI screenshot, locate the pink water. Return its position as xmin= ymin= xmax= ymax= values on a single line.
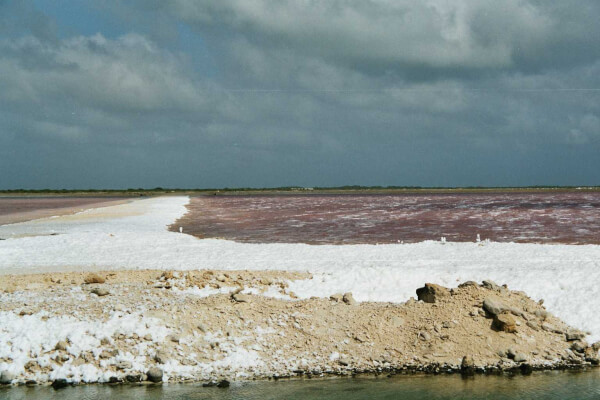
xmin=173 ymin=192 xmax=600 ymax=245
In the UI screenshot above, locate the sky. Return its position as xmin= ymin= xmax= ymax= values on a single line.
xmin=1 ymin=1 xmax=599 ymax=189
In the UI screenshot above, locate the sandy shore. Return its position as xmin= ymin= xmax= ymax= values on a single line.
xmin=1 ymin=269 xmax=598 ymax=387
xmin=0 ymin=198 xmax=134 ymax=226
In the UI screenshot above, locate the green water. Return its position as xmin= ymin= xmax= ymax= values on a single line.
xmin=2 ymin=370 xmax=600 ymax=400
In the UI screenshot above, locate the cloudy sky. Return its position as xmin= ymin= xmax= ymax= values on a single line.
xmin=1 ymin=1 xmax=599 ymax=189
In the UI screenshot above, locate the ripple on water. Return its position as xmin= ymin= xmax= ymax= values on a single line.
xmin=2 ymin=370 xmax=600 ymax=400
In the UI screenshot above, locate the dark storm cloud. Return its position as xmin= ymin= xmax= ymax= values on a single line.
xmin=1 ymin=0 xmax=599 ymax=189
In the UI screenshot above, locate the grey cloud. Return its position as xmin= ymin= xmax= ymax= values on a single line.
xmin=164 ymin=0 xmax=600 ymax=78
xmin=0 ymin=34 xmax=206 ymax=113
xmin=0 ymin=1 xmax=58 ymax=41
xmin=1 ymin=1 xmax=600 ymax=189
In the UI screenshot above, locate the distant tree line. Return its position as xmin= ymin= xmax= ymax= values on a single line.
xmin=1 ymin=185 xmax=599 ymax=194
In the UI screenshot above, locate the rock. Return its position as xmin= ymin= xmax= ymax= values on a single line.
xmin=169 ymin=334 xmax=180 ymax=343
xmin=161 ymin=271 xmax=174 ymax=280
xmin=507 ymin=307 xmax=525 ymax=318
xmin=216 ymin=274 xmax=227 ymax=282
xmin=571 ymin=341 xmax=587 ymax=353
xmin=526 ymin=321 xmax=540 ymax=331
xmin=593 ymin=342 xmax=600 ymax=351
xmin=418 ymin=331 xmax=431 ymax=341
xmin=72 ymin=358 xmax=85 ymax=367
xmin=24 ymin=360 xmax=38 ymax=370
xmin=493 ymin=312 xmax=517 ymax=333
xmin=116 ymin=361 xmax=132 ymax=370
xmin=99 ymin=350 xmax=113 ymax=359
xmin=91 ymin=287 xmax=110 ymax=296
xmin=108 ymin=376 xmax=121 ymax=384
xmin=565 ymin=330 xmax=586 ymax=341
xmin=458 ymin=281 xmax=478 ymax=288
xmin=181 ymin=358 xmax=197 ymax=366
xmin=342 ymin=292 xmax=356 ymax=305
xmin=329 ymin=293 xmax=343 ymax=302
xmin=513 ymin=353 xmax=528 ymax=363
xmin=84 ymin=273 xmax=105 ymax=284
xmin=154 ymin=350 xmax=169 ymax=364
xmin=260 ymin=277 xmax=274 ymax=285
xmin=51 ymin=379 xmax=69 ymax=390
xmin=147 ymin=367 xmax=163 ymax=383
xmin=442 ymin=321 xmax=457 ymax=329
xmin=338 ymin=357 xmax=350 ymax=366
xmin=460 ymin=355 xmax=475 ymax=375
xmin=584 ymin=347 xmax=599 ymax=365
xmin=100 ymin=337 xmax=111 ymax=345
xmin=217 ymin=379 xmax=230 ymax=388
xmin=353 ymin=333 xmax=368 ymax=343
xmin=25 ymin=380 xmax=37 ymax=386
xmin=482 ymin=280 xmax=501 ymax=291
xmin=0 ymin=371 xmax=15 ymax=384
xmin=126 ymin=374 xmax=142 ymax=383
xmin=416 ymin=283 xmax=449 ymax=303
xmin=482 ymin=297 xmax=506 ymax=315
xmin=232 ymin=293 xmax=251 ymax=303
xmin=143 ymin=334 xmax=153 ymax=341
xmin=541 ymin=322 xmax=563 ymax=334
xmin=507 ymin=348 xmax=517 ymax=359
xmin=55 ymin=340 xmax=69 ymax=351
xmin=520 ymin=363 xmax=533 ymax=375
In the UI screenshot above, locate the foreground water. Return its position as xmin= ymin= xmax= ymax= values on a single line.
xmin=2 ymin=371 xmax=600 ymax=400
xmin=174 ymin=192 xmax=600 ymax=245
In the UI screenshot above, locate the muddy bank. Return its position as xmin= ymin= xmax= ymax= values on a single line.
xmin=0 ymin=197 xmax=133 ymax=226
xmin=0 ymin=270 xmax=598 ymax=387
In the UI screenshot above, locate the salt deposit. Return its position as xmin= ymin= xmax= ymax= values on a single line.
xmin=1 ymin=196 xmax=600 ymax=342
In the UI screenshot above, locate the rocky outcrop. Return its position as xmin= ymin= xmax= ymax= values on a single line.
xmin=416 ymin=283 xmax=450 ymax=303
xmin=493 ymin=312 xmax=517 ymax=333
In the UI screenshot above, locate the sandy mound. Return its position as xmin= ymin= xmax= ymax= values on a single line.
xmin=0 ymin=270 xmax=598 ymax=386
